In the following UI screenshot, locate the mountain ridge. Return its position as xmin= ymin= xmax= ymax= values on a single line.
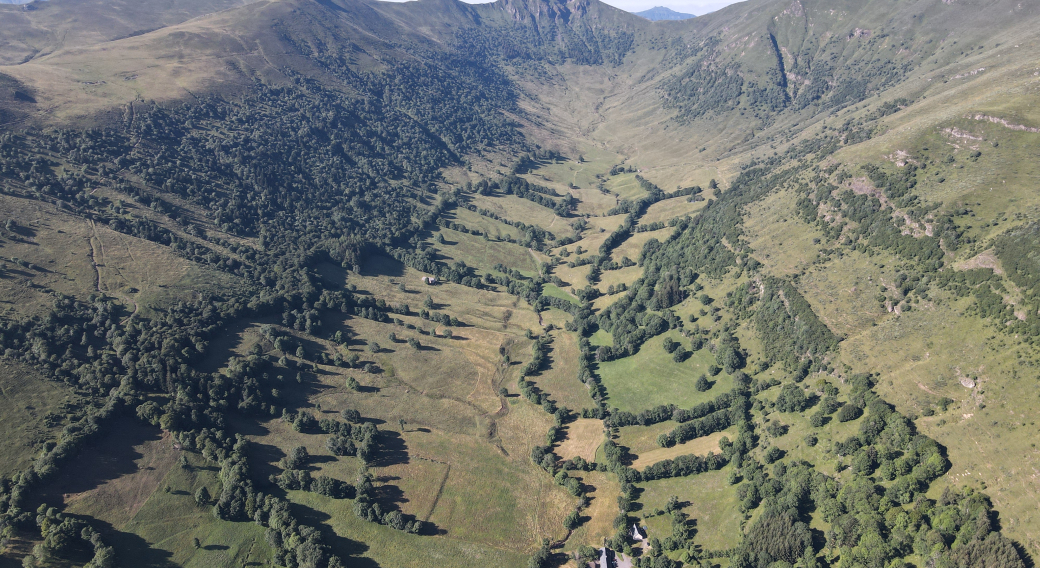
xmin=634 ymin=6 xmax=694 ymax=20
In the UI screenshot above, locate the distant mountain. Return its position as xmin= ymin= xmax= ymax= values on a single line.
xmin=634 ymin=6 xmax=694 ymax=20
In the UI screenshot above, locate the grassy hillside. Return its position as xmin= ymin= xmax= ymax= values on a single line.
xmin=0 ymin=0 xmax=1039 ymax=566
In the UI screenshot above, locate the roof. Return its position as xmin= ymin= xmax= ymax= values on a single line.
xmin=630 ymin=523 xmax=644 ymax=540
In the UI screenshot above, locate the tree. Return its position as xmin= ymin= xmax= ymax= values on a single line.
xmin=326 ymin=435 xmax=356 ymax=457
xmin=563 ymin=510 xmax=580 ymax=530
xmin=346 ymin=377 xmax=361 ymax=391
xmin=192 ymin=537 xmax=201 ymax=549
xmin=283 ymin=446 xmax=309 ymax=470
xmin=836 ymin=404 xmax=863 ymax=423
xmin=775 ymin=383 xmax=809 ymax=413
xmin=730 ymin=511 xmax=810 ymax=568
xmin=194 ymin=486 xmax=211 ymax=506
xmin=695 ymin=375 xmax=711 ymax=392
xmin=398 ymin=418 xmax=406 ymax=432
xmin=341 ymin=408 xmax=361 ymax=422
xmin=529 ymin=540 xmax=552 ymax=568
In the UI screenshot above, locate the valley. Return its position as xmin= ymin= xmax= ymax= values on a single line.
xmin=0 ymin=0 xmax=1039 ymax=567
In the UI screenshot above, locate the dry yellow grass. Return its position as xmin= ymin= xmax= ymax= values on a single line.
xmin=611 ymin=227 xmax=672 ymax=265
xmin=640 ymin=195 xmax=704 ymax=226
xmin=357 ymin=255 xmax=543 ymax=335
xmin=471 ymin=194 xmax=560 ymax=233
xmin=556 ymin=418 xmax=604 ymax=462
xmin=566 ymin=470 xmax=621 ymax=548
xmin=630 ymin=431 xmax=727 ymax=470
xmin=527 ymin=331 xmax=592 ymax=412
xmin=552 ymin=262 xmax=591 ymax=291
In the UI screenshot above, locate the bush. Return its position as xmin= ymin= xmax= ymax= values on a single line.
xmin=695 ymin=375 xmax=711 ymax=392
xmin=836 ymin=404 xmax=863 ymax=423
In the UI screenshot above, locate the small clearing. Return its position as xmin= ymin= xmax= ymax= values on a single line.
xmin=630 ymin=431 xmax=726 ymax=469
xmin=556 ymin=419 xmax=604 ymax=462
xmin=955 ymin=250 xmax=1004 ymax=275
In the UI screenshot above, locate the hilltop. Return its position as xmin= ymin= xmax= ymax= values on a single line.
xmin=0 ymin=0 xmax=1039 ymax=566
xmin=634 ymin=6 xmax=694 ymax=20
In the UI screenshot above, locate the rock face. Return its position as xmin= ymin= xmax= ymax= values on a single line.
xmin=497 ymin=0 xmax=595 ymax=23
xmin=634 ymin=6 xmax=695 ymax=20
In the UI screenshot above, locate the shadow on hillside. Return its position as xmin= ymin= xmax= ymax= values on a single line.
xmin=91 ymin=517 xmax=177 ymax=568
xmin=35 ymin=417 xmax=159 ymax=507
xmin=288 ymin=501 xmax=380 ymax=568
xmin=373 ymin=430 xmax=409 ymax=467
xmin=194 ymin=314 xmax=280 ymax=374
xmin=360 ymin=255 xmax=405 ymax=278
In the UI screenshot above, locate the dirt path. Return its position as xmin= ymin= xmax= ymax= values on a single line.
xmin=87 ymin=221 xmax=102 ymax=292
xmin=88 ymin=220 xmax=140 ymax=322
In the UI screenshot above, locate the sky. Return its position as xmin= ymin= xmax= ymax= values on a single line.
xmin=456 ymin=0 xmax=744 ymax=16
xmin=584 ymin=0 xmax=740 ymax=14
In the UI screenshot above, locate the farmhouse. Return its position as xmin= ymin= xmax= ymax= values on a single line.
xmin=421 ymin=275 xmax=437 ymax=284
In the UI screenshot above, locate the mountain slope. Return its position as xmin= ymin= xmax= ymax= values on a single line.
xmin=634 ymin=6 xmax=694 ymax=20
xmin=0 ymin=0 xmax=1039 ymax=566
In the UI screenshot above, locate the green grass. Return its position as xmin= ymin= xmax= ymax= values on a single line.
xmin=431 ymin=227 xmax=537 ymax=276
xmin=598 ymin=330 xmax=734 ymax=412
xmin=589 ymin=329 xmax=613 ymax=347
xmin=605 ymin=173 xmax=650 ymax=201
xmin=290 ymin=491 xmax=531 ymax=568
xmin=449 ymin=207 xmax=522 ymax=241
xmin=541 ymin=283 xmax=578 ymax=305
xmin=0 ymin=362 xmax=75 ymax=476
xmin=638 ymin=469 xmax=744 ymax=552
xmin=119 ymin=456 xmax=271 ymax=568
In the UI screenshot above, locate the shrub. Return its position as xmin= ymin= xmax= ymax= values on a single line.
xmin=836 ymin=404 xmax=863 ymax=423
